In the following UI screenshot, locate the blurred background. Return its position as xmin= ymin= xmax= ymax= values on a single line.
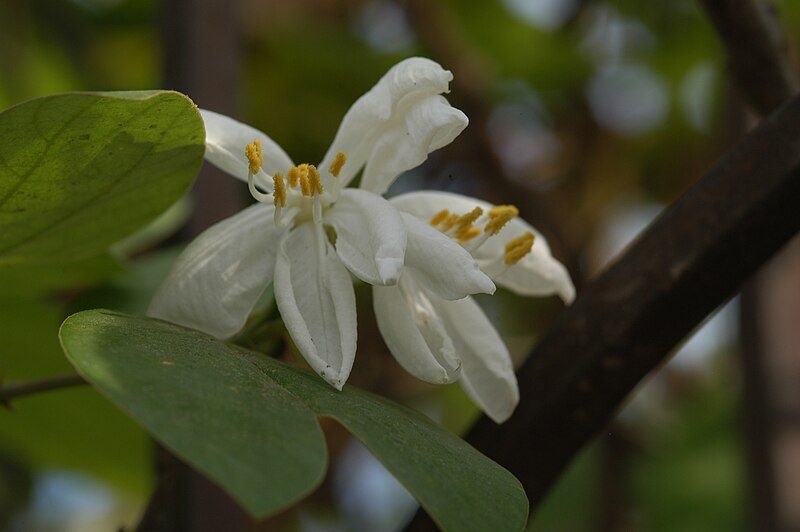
xmin=1 ymin=0 xmax=800 ymax=530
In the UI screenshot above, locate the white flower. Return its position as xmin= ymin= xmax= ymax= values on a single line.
xmin=373 ymin=191 xmax=575 ymax=423
xmin=148 ymin=58 xmax=494 ymax=389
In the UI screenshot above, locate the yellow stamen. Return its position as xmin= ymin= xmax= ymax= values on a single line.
xmin=485 ymin=205 xmax=519 ymax=234
xmin=457 ymin=226 xmax=482 ymax=242
xmin=452 ymin=208 xmax=481 ymax=241
xmin=298 ymin=164 xmax=312 ymax=196
xmin=308 ymin=165 xmax=323 ymax=194
xmin=329 ymin=152 xmax=347 ymax=178
xmin=287 ymin=166 xmax=300 ymax=188
xmin=455 ymin=207 xmax=483 ymax=231
xmin=273 ymin=172 xmax=286 ymax=207
xmin=245 ymin=140 xmax=263 ymax=174
xmin=504 ymin=231 xmax=535 ymax=265
xmin=430 ymin=209 xmax=450 ymax=227
xmin=441 ymin=213 xmax=460 ymax=231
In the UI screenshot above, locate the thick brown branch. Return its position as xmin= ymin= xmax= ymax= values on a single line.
xmin=698 ymin=0 xmax=798 ymax=114
xmin=408 ymin=92 xmax=800 ymax=531
xmin=0 ymin=373 xmax=86 ymax=405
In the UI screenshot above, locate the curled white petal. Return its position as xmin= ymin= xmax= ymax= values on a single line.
xmin=359 ymin=95 xmax=468 ymax=195
xmin=324 ymin=189 xmax=407 ymax=286
xmin=490 ymin=243 xmax=576 ymax=303
xmin=391 ymin=190 xmax=575 ymax=303
xmin=400 ymin=213 xmax=494 ymax=300
xmin=319 ymin=57 xmax=462 ymax=195
xmin=200 ymin=109 xmax=294 ymax=188
xmin=148 ymin=202 xmax=283 ymax=339
xmin=434 ymin=296 xmax=519 ymax=423
xmin=373 ymin=274 xmax=460 ymax=384
xmin=274 ymin=222 xmax=357 ymax=390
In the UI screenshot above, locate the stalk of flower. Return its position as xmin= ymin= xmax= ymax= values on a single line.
xmin=373 ymin=192 xmax=575 ymax=422
xmin=148 ymin=57 xmax=493 ymax=390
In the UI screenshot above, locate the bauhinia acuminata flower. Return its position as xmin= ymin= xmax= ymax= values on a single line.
xmin=147 ymin=57 xmax=575 ymax=422
xmin=373 ymin=192 xmax=575 ymax=422
xmin=148 ymin=57 xmax=491 ymax=389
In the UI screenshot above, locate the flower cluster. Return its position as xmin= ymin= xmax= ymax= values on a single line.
xmin=148 ymin=58 xmax=574 ymax=422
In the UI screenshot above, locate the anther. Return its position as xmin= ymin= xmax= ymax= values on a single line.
xmin=441 ymin=213 xmax=460 ymax=231
xmin=273 ymin=172 xmax=286 ymax=207
xmin=299 ymin=167 xmax=312 ymax=196
xmin=485 ymin=205 xmax=519 ymax=234
xmin=442 ymin=207 xmax=484 ymax=241
xmin=504 ymin=231 xmax=535 ymax=265
xmin=430 ymin=209 xmax=450 ymax=227
xmin=245 ymin=139 xmax=270 ymax=204
xmin=329 ymin=152 xmax=346 ymax=178
xmin=457 ymin=226 xmax=481 ymax=243
xmin=308 ymin=165 xmax=323 ymax=194
xmin=287 ymin=166 xmax=300 ymax=188
xmin=245 ymin=140 xmax=263 ymax=174
xmin=455 ymin=207 xmax=483 ymax=231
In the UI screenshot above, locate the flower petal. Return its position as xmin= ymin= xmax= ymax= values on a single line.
xmin=148 ymin=203 xmax=283 ymax=339
xmin=491 ymin=240 xmax=576 ymax=303
xmin=373 ymin=275 xmax=460 ymax=384
xmin=319 ymin=57 xmax=464 ymax=194
xmin=359 ymin=95 xmax=468 ymax=195
xmin=200 ymin=109 xmax=294 ymax=187
xmin=398 ymin=212 xmax=495 ymax=300
xmin=434 ymin=296 xmax=519 ymax=423
xmin=273 ymin=222 xmax=357 ymax=390
xmin=324 ymin=189 xmax=407 ymax=285
xmin=392 ymin=190 xmax=575 ymax=303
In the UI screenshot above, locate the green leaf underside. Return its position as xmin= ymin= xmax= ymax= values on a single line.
xmin=0 ymin=91 xmax=204 ymax=265
xmin=60 ymin=310 xmax=528 ymax=531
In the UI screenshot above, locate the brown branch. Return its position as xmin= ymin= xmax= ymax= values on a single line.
xmin=0 ymin=374 xmax=87 ymax=406
xmin=407 ymin=91 xmax=800 ymax=531
xmin=739 ymin=282 xmax=780 ymax=530
xmin=698 ymin=0 xmax=798 ymax=114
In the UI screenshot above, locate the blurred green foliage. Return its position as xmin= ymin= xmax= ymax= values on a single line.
xmin=0 ymin=294 xmax=153 ymax=498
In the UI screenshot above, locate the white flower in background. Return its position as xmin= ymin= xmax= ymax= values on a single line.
xmin=148 ymin=58 xmax=489 ymax=389
xmin=374 ymin=191 xmax=575 ymax=422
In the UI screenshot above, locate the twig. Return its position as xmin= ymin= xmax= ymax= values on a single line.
xmin=698 ymin=0 xmax=798 ymax=114
xmin=0 ymin=373 xmax=87 ymax=406
xmin=406 ymin=91 xmax=800 ymax=530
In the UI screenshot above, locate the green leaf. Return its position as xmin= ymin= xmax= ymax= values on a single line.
xmin=60 ymin=309 xmax=328 ymax=519
xmin=60 ymin=310 xmax=528 ymax=531
xmin=0 ymin=90 xmax=204 ymax=265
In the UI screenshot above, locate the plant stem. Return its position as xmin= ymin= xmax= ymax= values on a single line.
xmin=0 ymin=374 xmax=87 ymax=406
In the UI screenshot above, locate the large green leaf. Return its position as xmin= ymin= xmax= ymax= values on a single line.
xmin=60 ymin=310 xmax=528 ymax=531
xmin=0 ymin=90 xmax=203 ymax=265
